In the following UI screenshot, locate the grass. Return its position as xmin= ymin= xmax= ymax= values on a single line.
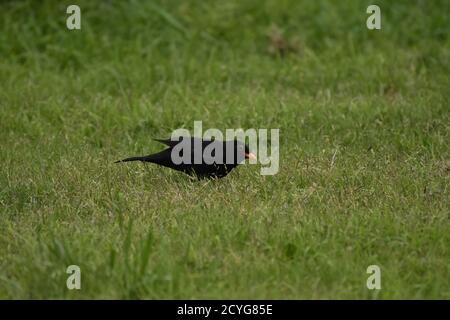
xmin=0 ymin=0 xmax=449 ymax=299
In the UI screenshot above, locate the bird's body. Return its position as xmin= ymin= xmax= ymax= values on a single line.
xmin=116 ymin=137 xmax=256 ymax=179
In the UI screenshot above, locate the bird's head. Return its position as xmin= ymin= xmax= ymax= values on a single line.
xmin=234 ymin=140 xmax=257 ymax=163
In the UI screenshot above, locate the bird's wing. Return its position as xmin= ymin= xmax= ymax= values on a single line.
xmin=153 ymin=138 xmax=182 ymax=147
xmin=154 ymin=137 xmax=213 ymax=148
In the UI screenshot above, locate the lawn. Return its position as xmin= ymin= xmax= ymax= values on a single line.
xmin=0 ymin=0 xmax=449 ymax=299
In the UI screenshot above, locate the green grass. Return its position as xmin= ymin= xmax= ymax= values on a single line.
xmin=0 ymin=0 xmax=449 ymax=299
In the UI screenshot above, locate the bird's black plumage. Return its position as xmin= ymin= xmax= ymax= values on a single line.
xmin=115 ymin=137 xmax=255 ymax=179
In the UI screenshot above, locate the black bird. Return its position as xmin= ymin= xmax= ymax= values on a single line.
xmin=115 ymin=137 xmax=256 ymax=179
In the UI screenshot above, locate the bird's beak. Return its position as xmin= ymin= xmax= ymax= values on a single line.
xmin=245 ymin=152 xmax=257 ymax=161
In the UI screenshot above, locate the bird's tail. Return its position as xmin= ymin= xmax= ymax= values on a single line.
xmin=114 ymin=156 xmax=152 ymax=163
xmin=115 ymin=149 xmax=169 ymax=164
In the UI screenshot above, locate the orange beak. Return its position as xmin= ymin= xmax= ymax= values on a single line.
xmin=245 ymin=152 xmax=257 ymax=161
